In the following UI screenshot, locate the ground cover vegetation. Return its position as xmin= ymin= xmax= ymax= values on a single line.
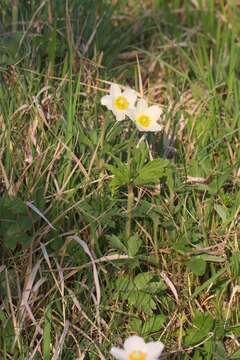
xmin=0 ymin=0 xmax=240 ymax=359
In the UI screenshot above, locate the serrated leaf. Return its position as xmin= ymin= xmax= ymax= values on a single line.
xmin=128 ymin=234 xmax=142 ymax=256
xmin=108 ymin=235 xmax=127 ymax=252
xmin=212 ymin=341 xmax=229 ymax=360
xmin=142 ymin=314 xmax=165 ymax=335
xmin=105 ymin=159 xmax=130 ymax=189
xmin=184 ymin=313 xmax=213 ymax=346
xmin=128 ymin=291 xmax=156 ymax=315
xmin=129 ymin=317 xmax=142 ymax=333
xmin=134 ymin=159 xmax=169 ymax=186
xmin=145 ymin=280 xmax=166 ymax=293
xmin=115 ymin=275 xmax=134 ymax=300
xmin=106 ymin=164 xmax=128 ymax=185
xmin=134 ymin=272 xmax=154 ymax=289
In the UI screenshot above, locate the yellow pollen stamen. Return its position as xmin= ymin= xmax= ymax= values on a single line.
xmin=128 ymin=351 xmax=146 ymax=360
xmin=137 ymin=114 xmax=151 ymax=128
xmin=114 ymin=96 xmax=129 ymax=111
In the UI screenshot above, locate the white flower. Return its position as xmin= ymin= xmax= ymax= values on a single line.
xmin=101 ymin=83 xmax=137 ymax=121
xmin=130 ymin=99 xmax=162 ymax=132
xmin=110 ymin=335 xmax=164 ymax=360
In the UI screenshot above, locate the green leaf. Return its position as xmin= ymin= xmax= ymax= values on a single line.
xmin=184 ymin=312 xmax=214 ymax=346
xmin=134 ymin=159 xmax=169 ymax=186
xmin=105 ymin=159 xmax=130 ymax=189
xmin=214 ymin=204 xmax=228 ymax=222
xmin=197 ymin=254 xmax=225 ymax=263
xmin=133 ymin=141 xmax=148 ymax=170
xmin=172 ymin=242 xmax=191 ymax=254
xmin=129 ymin=317 xmax=142 ymax=333
xmin=214 ymin=320 xmax=225 ymax=339
xmin=134 ymin=272 xmax=154 ymax=289
xmin=192 ymin=268 xmax=226 ymax=299
xmin=19 ymin=216 xmax=33 ymax=231
xmin=212 ymin=341 xmax=229 ymax=360
xmin=115 ymin=275 xmax=134 ymax=300
xmin=43 ymin=306 xmax=52 ymax=360
xmin=4 ymin=224 xmax=23 ymax=249
xmin=106 ymin=164 xmax=128 ymax=184
xmin=127 ymin=234 xmax=142 ymax=256
xmin=145 ymin=280 xmax=166 ymax=293
xmin=128 ymin=291 xmax=156 ymax=315
xmin=187 ymin=257 xmax=206 ymax=276
xmin=228 ymin=324 xmax=240 ymax=336
xmin=0 ymin=197 xmax=34 ymax=249
xmin=108 ymin=235 xmax=128 ymax=252
xmin=142 ymin=314 xmax=165 ymax=335
xmin=230 ymin=252 xmax=240 ymax=277
xmin=192 ymin=350 xmax=203 ymax=360
xmin=0 ymin=197 xmax=27 ymax=215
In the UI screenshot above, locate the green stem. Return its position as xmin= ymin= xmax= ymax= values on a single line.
xmin=126 ymin=182 xmax=134 ymax=239
xmin=125 ymin=125 xmax=136 ymax=239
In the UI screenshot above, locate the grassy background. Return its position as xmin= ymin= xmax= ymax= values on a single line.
xmin=1 ymin=0 xmax=240 ymax=359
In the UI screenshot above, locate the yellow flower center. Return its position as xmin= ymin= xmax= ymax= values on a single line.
xmin=114 ymin=96 xmax=129 ymax=111
xmin=137 ymin=114 xmax=151 ymax=128
xmin=128 ymin=351 xmax=146 ymax=360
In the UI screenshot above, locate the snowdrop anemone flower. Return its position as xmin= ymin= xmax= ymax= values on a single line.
xmin=110 ymin=335 xmax=164 ymax=360
xmin=101 ymin=83 xmax=137 ymax=121
xmin=131 ymin=99 xmax=162 ymax=132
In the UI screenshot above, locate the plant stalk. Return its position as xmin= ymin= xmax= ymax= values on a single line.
xmin=126 ymin=182 xmax=134 ymax=239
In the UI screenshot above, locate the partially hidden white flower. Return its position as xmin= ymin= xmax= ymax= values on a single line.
xmin=101 ymin=83 xmax=137 ymax=121
xmin=110 ymin=335 xmax=164 ymax=360
xmin=130 ymin=99 xmax=162 ymax=132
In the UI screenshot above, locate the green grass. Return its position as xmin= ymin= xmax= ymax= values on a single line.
xmin=1 ymin=0 xmax=240 ymax=359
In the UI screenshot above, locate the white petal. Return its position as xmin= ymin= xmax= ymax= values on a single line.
xmin=110 ymin=83 xmax=121 ymax=98
xmin=124 ymin=336 xmax=146 ymax=352
xmin=101 ymin=95 xmax=114 ymax=110
xmin=135 ymin=122 xmax=149 ymax=132
xmin=126 ymin=108 xmax=136 ymax=121
xmin=122 ymin=88 xmax=137 ymax=107
xmin=113 ymin=109 xmax=126 ymax=121
xmin=146 ymin=341 xmax=164 ymax=359
xmin=148 ymin=119 xmax=162 ymax=132
xmin=146 ymin=105 xmax=162 ymax=121
xmin=136 ymin=98 xmax=148 ymax=114
xmin=110 ymin=347 xmax=127 ymax=360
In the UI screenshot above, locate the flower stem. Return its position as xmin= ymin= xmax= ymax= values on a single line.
xmin=125 ymin=125 xmax=136 ymax=239
xmin=126 ymin=182 xmax=134 ymax=239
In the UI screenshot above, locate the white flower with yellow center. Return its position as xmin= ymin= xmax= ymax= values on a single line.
xmin=101 ymin=84 xmax=137 ymax=121
xmin=130 ymin=99 xmax=163 ymax=132
xmin=110 ymin=335 xmax=164 ymax=360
